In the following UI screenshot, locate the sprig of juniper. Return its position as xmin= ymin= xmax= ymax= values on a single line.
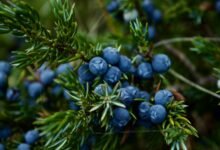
xmin=162 ymin=101 xmax=198 ymax=150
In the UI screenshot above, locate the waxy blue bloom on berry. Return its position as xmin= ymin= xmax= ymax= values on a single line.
xmin=103 ymin=47 xmax=120 ymax=65
xmin=118 ymin=55 xmax=132 ymax=72
xmin=17 ymin=143 xmax=30 ymax=150
xmin=40 ymin=69 xmax=56 ymax=86
xmin=148 ymin=26 xmax=156 ymax=40
xmin=152 ymin=54 xmax=171 ymax=73
xmin=89 ymin=57 xmax=108 ymax=75
xmin=136 ymin=91 xmax=150 ymax=101
xmin=152 ymin=9 xmax=162 ymax=23
xmin=56 ymin=63 xmax=73 ymax=75
xmin=155 ymin=90 xmax=173 ymax=106
xmin=150 ymin=105 xmax=167 ymax=124
xmin=28 ymin=82 xmax=43 ymax=98
xmin=25 ymin=130 xmax=39 ymax=144
xmin=107 ymin=0 xmax=119 ymax=13
xmin=112 ymin=108 xmax=131 ymax=128
xmin=103 ymin=66 xmax=121 ymax=84
xmin=6 ymin=88 xmax=20 ymax=101
xmin=0 ymin=61 xmax=11 ymax=75
xmin=120 ymin=86 xmax=138 ymax=106
xmin=94 ymin=84 xmax=112 ymax=96
xmin=138 ymin=102 xmax=151 ymax=120
xmin=137 ymin=62 xmax=153 ymax=79
xmin=78 ymin=64 xmax=95 ymax=82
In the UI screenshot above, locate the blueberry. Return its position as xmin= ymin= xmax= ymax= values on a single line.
xmin=103 ymin=47 xmax=120 ymax=65
xmin=0 ymin=144 xmax=4 ymax=150
xmin=123 ymin=9 xmax=138 ymax=22
xmin=112 ymin=108 xmax=131 ymax=128
xmin=78 ymin=64 xmax=95 ymax=81
xmin=148 ymin=26 xmax=156 ymax=40
xmin=216 ymin=1 xmax=220 ymax=12
xmin=25 ymin=130 xmax=39 ymax=144
xmin=118 ymin=55 xmax=132 ymax=72
xmin=152 ymin=9 xmax=162 ymax=23
xmin=142 ymin=0 xmax=154 ymax=16
xmin=94 ymin=84 xmax=112 ymax=96
xmin=152 ymin=54 xmax=171 ymax=73
xmin=138 ymin=102 xmax=151 ymax=120
xmin=28 ymin=82 xmax=44 ymax=98
xmin=103 ymin=66 xmax=121 ymax=84
xmin=107 ymin=0 xmax=119 ymax=13
xmin=37 ymin=63 xmax=48 ymax=74
xmin=69 ymin=101 xmax=80 ymax=110
xmin=0 ymin=127 xmax=11 ymax=139
xmin=0 ymin=72 xmax=7 ymax=89
xmin=6 ymin=88 xmax=20 ymax=102
xmin=136 ymin=91 xmax=150 ymax=101
xmin=17 ymin=143 xmax=30 ymax=150
xmin=137 ymin=62 xmax=153 ymax=79
xmin=150 ymin=105 xmax=167 ymax=124
xmin=154 ymin=90 xmax=173 ymax=106
xmin=40 ymin=69 xmax=56 ymax=86
xmin=89 ymin=57 xmax=108 ymax=76
xmin=119 ymin=86 xmax=138 ymax=106
xmin=56 ymin=63 xmax=73 ymax=75
xmin=0 ymin=61 xmax=11 ymax=75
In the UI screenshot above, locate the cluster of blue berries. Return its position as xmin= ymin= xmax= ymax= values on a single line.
xmin=142 ymin=0 xmax=162 ymax=40
xmin=17 ymin=130 xmax=39 ymax=150
xmin=106 ymin=0 xmax=162 ymax=39
xmin=78 ymin=46 xmax=172 ymax=129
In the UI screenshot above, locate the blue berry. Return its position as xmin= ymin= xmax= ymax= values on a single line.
xmin=94 ymin=84 xmax=112 ymax=96
xmin=148 ymin=26 xmax=156 ymax=40
xmin=150 ymin=105 xmax=167 ymax=124
xmin=37 ymin=63 xmax=48 ymax=74
xmin=25 ymin=130 xmax=39 ymax=144
xmin=78 ymin=64 xmax=95 ymax=82
xmin=216 ymin=1 xmax=220 ymax=12
xmin=152 ymin=9 xmax=162 ymax=23
xmin=154 ymin=90 xmax=173 ymax=106
xmin=136 ymin=91 xmax=150 ymax=101
xmin=0 ymin=127 xmax=11 ymax=139
xmin=40 ymin=69 xmax=56 ymax=86
xmin=107 ymin=0 xmax=119 ymax=13
xmin=103 ymin=66 xmax=121 ymax=84
xmin=152 ymin=54 xmax=171 ymax=73
xmin=69 ymin=101 xmax=80 ymax=110
xmin=6 ymin=88 xmax=20 ymax=101
xmin=120 ymin=86 xmax=138 ymax=106
xmin=123 ymin=9 xmax=138 ymax=22
xmin=137 ymin=62 xmax=153 ymax=79
xmin=0 ymin=144 xmax=4 ymax=150
xmin=112 ymin=108 xmax=131 ymax=128
xmin=17 ymin=143 xmax=30 ymax=150
xmin=138 ymin=102 xmax=151 ymax=120
xmin=142 ymin=0 xmax=154 ymax=16
xmin=56 ymin=63 xmax=73 ymax=75
xmin=89 ymin=57 xmax=108 ymax=76
xmin=118 ymin=55 xmax=132 ymax=72
xmin=103 ymin=47 xmax=120 ymax=65
xmin=121 ymin=81 xmax=130 ymax=88
xmin=0 ymin=61 xmax=11 ymax=75
xmin=28 ymin=82 xmax=44 ymax=98
xmin=0 ymin=72 xmax=7 ymax=89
